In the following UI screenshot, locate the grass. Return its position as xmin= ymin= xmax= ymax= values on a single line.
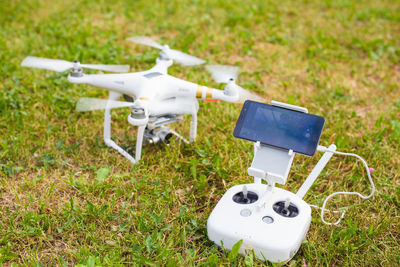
xmin=0 ymin=0 xmax=400 ymax=265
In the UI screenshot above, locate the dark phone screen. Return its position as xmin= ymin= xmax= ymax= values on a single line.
xmin=234 ymin=101 xmax=325 ymax=156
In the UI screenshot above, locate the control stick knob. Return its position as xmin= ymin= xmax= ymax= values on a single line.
xmin=232 ymin=186 xmax=258 ymax=204
xmin=273 ymin=200 xmax=299 ymax=218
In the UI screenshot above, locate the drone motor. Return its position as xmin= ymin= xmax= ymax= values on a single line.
xmin=70 ymin=60 xmax=83 ymax=77
xmin=128 ymin=106 xmax=149 ymax=126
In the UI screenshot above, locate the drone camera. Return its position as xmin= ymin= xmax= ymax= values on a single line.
xmin=156 ymin=129 xmax=173 ymax=144
xmin=145 ymin=127 xmax=174 ymax=144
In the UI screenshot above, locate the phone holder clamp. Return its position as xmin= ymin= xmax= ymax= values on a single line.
xmin=247 ymin=100 xmax=308 ymax=187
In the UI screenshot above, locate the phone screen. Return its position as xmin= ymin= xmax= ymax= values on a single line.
xmin=233 ymin=101 xmax=325 ymax=156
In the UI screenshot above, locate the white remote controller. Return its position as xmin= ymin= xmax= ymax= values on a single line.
xmin=207 ymin=101 xmax=342 ymax=262
xmin=207 ymin=183 xmax=311 ymax=263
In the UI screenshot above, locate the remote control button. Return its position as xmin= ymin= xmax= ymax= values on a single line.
xmin=240 ymin=209 xmax=252 ymax=217
xmin=262 ymin=216 xmax=274 ymax=224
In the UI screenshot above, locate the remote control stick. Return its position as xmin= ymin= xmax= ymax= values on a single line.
xmin=273 ymin=200 xmax=299 ymax=218
xmin=232 ymin=187 xmax=258 ymax=204
xmin=243 ymin=185 xmax=248 ymax=202
xmin=283 ymin=198 xmax=291 ymax=215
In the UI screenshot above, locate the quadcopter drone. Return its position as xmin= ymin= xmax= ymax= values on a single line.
xmin=21 ymin=36 xmax=264 ymax=164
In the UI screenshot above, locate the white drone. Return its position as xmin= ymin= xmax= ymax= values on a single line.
xmin=21 ymin=36 xmax=264 ymax=164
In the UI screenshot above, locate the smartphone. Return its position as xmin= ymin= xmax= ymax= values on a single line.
xmin=233 ymin=101 xmax=325 ymax=156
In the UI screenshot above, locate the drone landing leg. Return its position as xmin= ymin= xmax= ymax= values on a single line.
xmin=189 ymin=109 xmax=198 ymax=142
xmin=135 ymin=125 xmax=145 ymax=161
xmin=103 ymin=92 xmax=136 ymax=164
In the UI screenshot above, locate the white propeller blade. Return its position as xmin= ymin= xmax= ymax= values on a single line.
xmin=21 ymin=56 xmax=130 ymax=73
xmin=167 ymin=49 xmax=205 ymax=66
xmin=127 ymin=36 xmax=205 ymax=66
xmin=237 ymin=86 xmax=266 ymax=103
xmin=76 ymin=97 xmax=134 ymax=112
xmin=127 ymin=36 xmax=163 ymax=49
xmin=22 ymin=57 xmax=74 ymax=72
xmin=206 ymin=64 xmax=265 ymax=103
xmin=205 ymin=65 xmax=240 ymax=83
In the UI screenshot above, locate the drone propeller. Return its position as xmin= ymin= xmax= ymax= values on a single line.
xmin=205 ymin=65 xmax=265 ymax=103
xmin=76 ymin=97 xmax=135 ymax=112
xmin=21 ymin=56 xmax=130 ymax=73
xmin=206 ymin=65 xmax=240 ymax=83
xmin=127 ymin=36 xmax=205 ymax=66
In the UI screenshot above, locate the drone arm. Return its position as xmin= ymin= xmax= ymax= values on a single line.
xmin=209 ymin=88 xmax=239 ymax=102
xmin=193 ymin=85 xmax=238 ymax=102
xmin=68 ymin=74 xmax=140 ymax=97
xmin=167 ymin=77 xmax=238 ymax=103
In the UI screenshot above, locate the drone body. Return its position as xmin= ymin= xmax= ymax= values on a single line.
xmin=22 ymin=37 xmax=263 ymax=164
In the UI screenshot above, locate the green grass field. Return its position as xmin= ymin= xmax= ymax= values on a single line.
xmin=1 ymin=0 xmax=400 ymax=265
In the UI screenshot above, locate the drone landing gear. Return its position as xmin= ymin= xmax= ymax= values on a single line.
xmin=189 ymin=110 xmax=197 ymax=142
xmin=103 ymin=92 xmax=143 ymax=164
xmin=103 ymin=92 xmax=198 ymax=164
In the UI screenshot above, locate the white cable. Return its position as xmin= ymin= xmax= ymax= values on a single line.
xmin=314 ymin=146 xmax=375 ymax=225
xmin=309 ymin=204 xmax=347 ymax=224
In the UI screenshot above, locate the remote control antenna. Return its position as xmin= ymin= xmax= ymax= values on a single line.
xmin=243 ymin=185 xmax=248 ymax=203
